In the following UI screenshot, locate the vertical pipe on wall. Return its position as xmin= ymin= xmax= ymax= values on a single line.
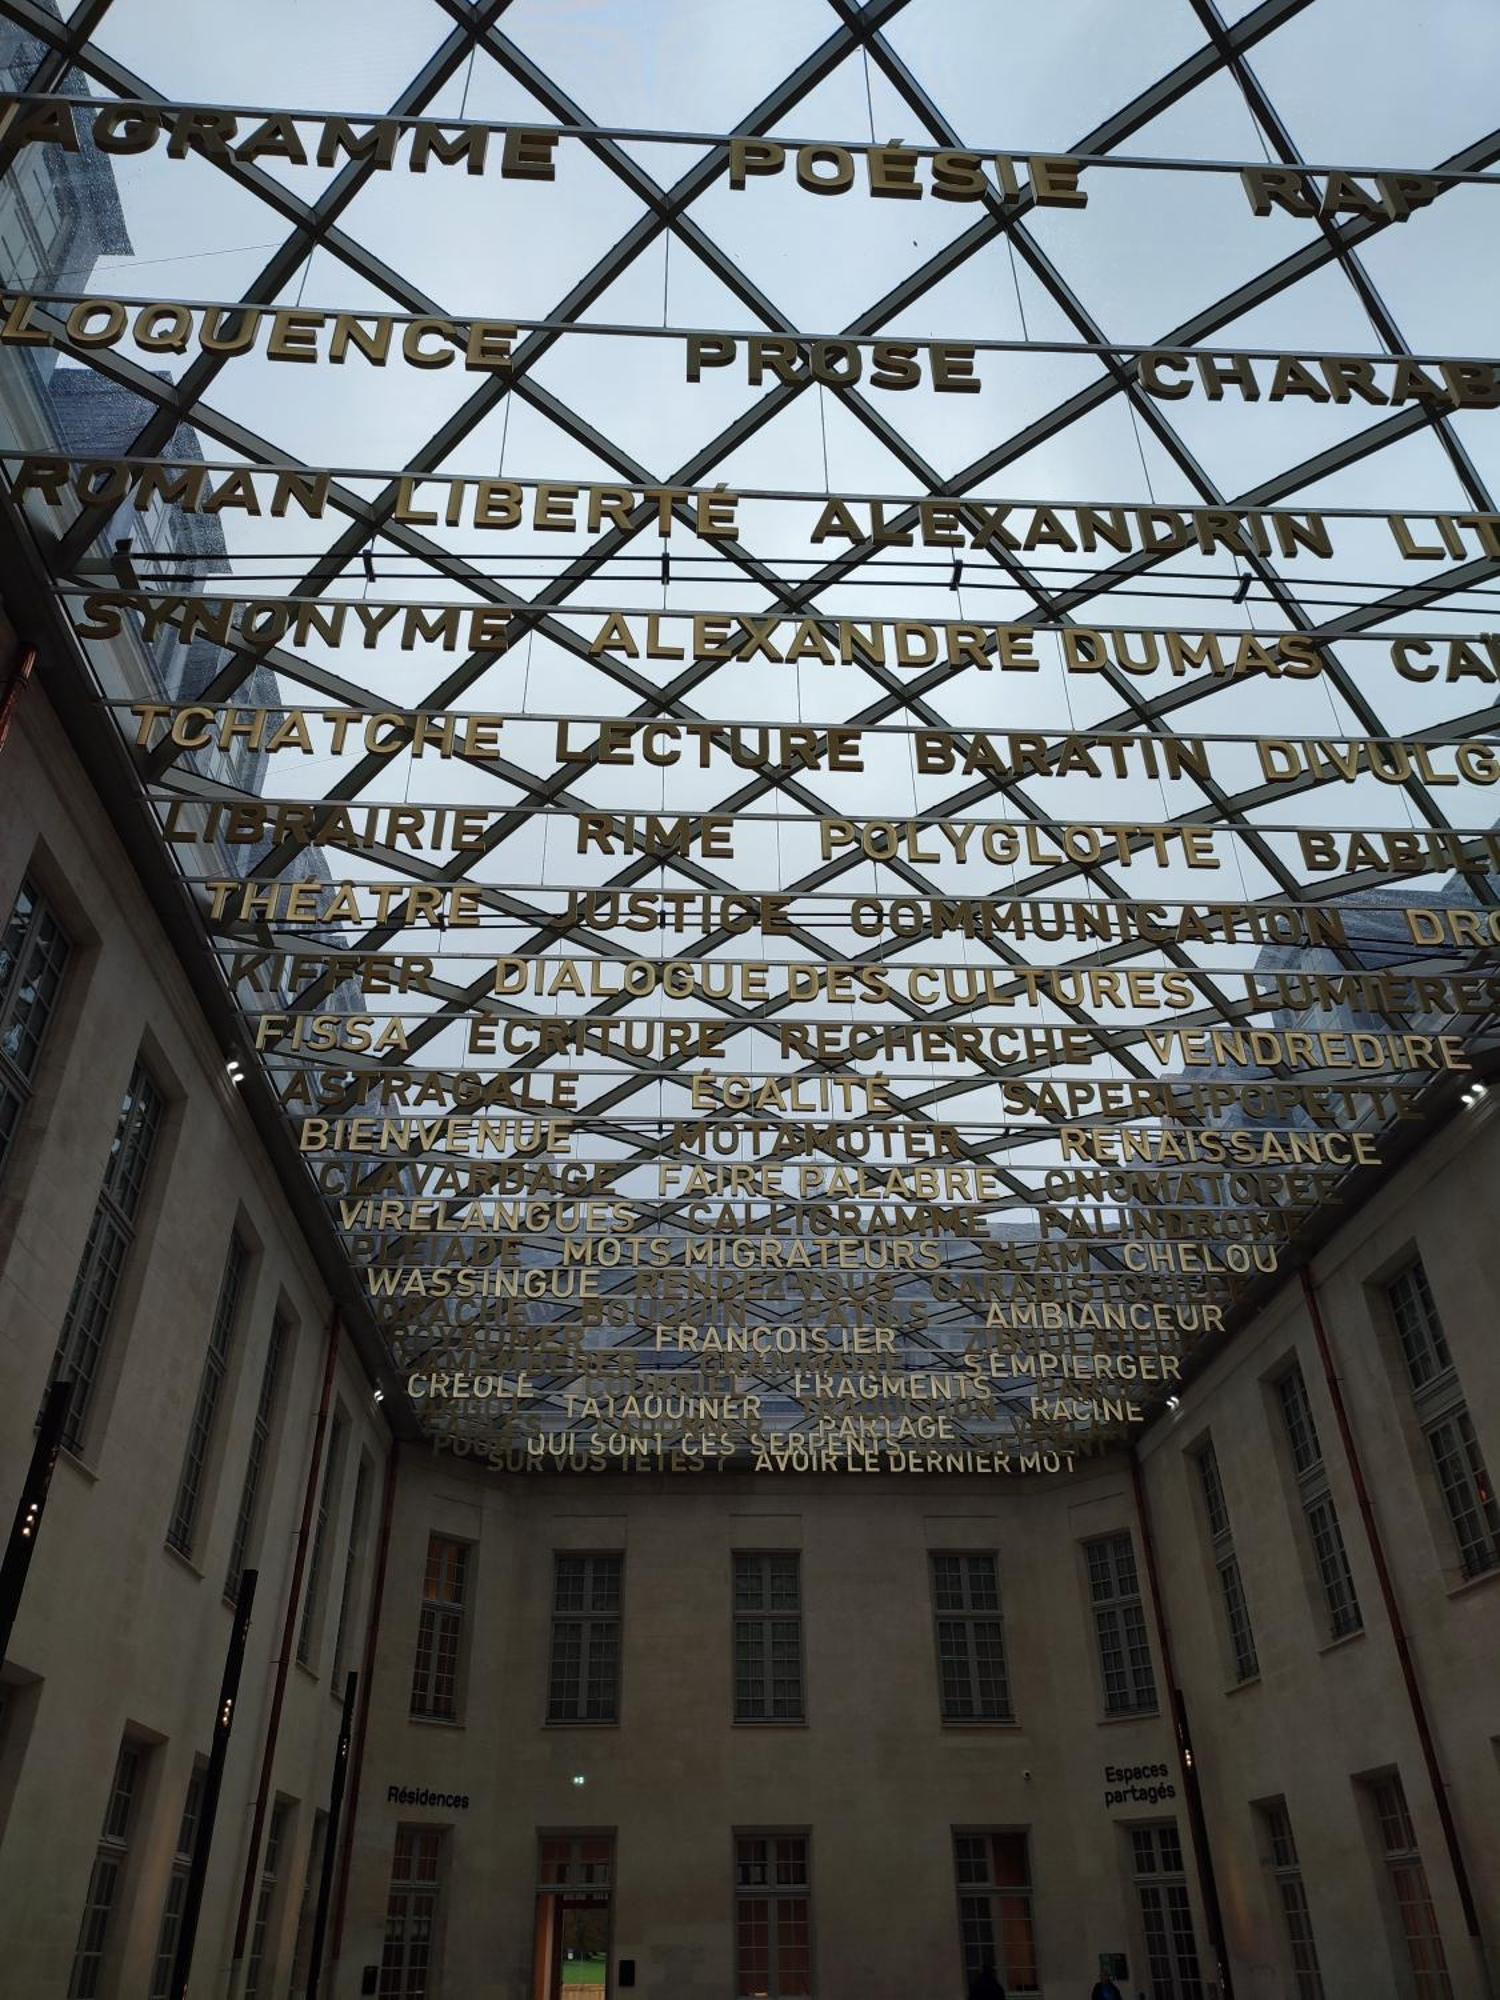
xmin=169 ymin=1567 xmax=258 ymax=2000
xmin=1130 ymin=1454 xmax=1235 ymax=2000
xmin=1298 ymin=1265 xmax=1493 ymax=1991
xmin=229 ymin=1308 xmax=341 ymax=1980
xmin=304 ymin=1669 xmax=358 ymax=2000
xmin=327 ymin=1443 xmax=400 ymax=1968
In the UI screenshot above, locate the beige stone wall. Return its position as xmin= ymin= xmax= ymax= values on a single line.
xmin=0 ymin=685 xmax=390 ymax=1998
xmin=1137 ymin=1102 xmax=1500 ymax=2000
xmin=2 ymin=671 xmax=1499 ymax=2000
xmin=341 ymin=1458 xmax=1186 ymax=2000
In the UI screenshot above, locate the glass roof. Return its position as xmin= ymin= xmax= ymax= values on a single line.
xmin=2 ymin=0 xmax=1499 ymax=1472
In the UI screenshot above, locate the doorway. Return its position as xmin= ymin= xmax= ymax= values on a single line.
xmin=533 ymin=1832 xmax=613 ymax=2000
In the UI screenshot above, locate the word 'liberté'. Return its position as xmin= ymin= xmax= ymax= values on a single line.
xmin=32 ymin=455 xmax=1500 ymax=568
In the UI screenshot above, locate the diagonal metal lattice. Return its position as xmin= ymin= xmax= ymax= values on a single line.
xmin=4 ymin=0 xmax=1499 ymax=1460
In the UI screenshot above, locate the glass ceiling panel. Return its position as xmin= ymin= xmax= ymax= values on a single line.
xmin=2 ymin=0 xmax=1498 ymax=1476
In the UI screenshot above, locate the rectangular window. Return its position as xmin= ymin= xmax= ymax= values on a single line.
xmin=296 ymin=1411 xmax=347 ymax=1669
xmin=379 ymin=1824 xmax=445 ymax=2000
xmin=1367 ymin=1775 xmax=1453 ymax=1999
xmin=931 ymin=1553 xmax=1012 ymax=1722
xmin=0 ymin=875 xmax=69 ymax=1178
xmin=1275 ymin=1365 xmax=1363 ymax=1640
xmin=734 ymin=1552 xmax=804 ymax=1723
xmin=548 ymin=1552 xmax=623 ymax=1723
xmin=954 ymin=1830 xmax=1038 ymax=1993
xmin=1387 ymin=1260 xmax=1500 ymax=1578
xmin=1194 ymin=1441 xmax=1259 ymax=1682
xmin=735 ymin=1833 xmax=813 ymax=1999
xmin=409 ymin=1534 xmax=469 ymax=1722
xmin=244 ymin=1798 xmax=291 ymax=2000
xmin=1130 ymin=1823 xmax=1205 ymax=2000
xmin=226 ymin=1311 xmax=288 ymax=1602
xmin=68 ymin=1738 xmax=144 ymax=1999
xmin=290 ymin=1809 xmax=329 ymax=1996
xmin=1257 ymin=1800 xmax=1324 ymax=2000
xmin=1086 ymin=1533 xmax=1157 ymax=1716
xmin=149 ymin=1763 xmax=205 ymax=2000
xmin=332 ymin=1457 xmax=373 ymax=1684
xmin=51 ymin=1059 xmax=163 ymax=1450
xmin=167 ymin=1233 xmax=248 ymax=1558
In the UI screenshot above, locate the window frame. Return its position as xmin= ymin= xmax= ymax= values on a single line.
xmin=296 ymin=1407 xmax=348 ymax=1672
xmin=1361 ymin=1772 xmax=1454 ymax=2000
xmin=952 ymin=1826 xmax=1039 ymax=1995
xmin=1128 ymin=1821 xmax=1206 ymax=2000
xmin=547 ymin=1550 xmax=623 ymax=1726
xmin=226 ymin=1308 xmax=290 ymax=1604
xmin=1381 ymin=1258 xmax=1500 ymax=1580
xmin=378 ymin=1822 xmax=447 ymax=2000
xmin=929 ymin=1551 xmax=1014 ymax=1724
xmin=50 ymin=1056 xmax=165 ymax=1453
xmin=68 ymin=1736 xmax=147 ymax=2000
xmin=0 ymin=873 xmax=70 ymax=1182
xmin=732 ymin=1550 xmax=805 ymax=1725
xmin=166 ymin=1230 xmax=250 ymax=1560
xmin=734 ymin=1827 xmax=815 ymax=2000
xmin=409 ymin=1532 xmax=471 ymax=1724
xmin=1192 ymin=1439 xmax=1259 ymax=1685
xmin=150 ymin=1761 xmax=206 ymax=2000
xmin=1255 ymin=1798 xmax=1325 ymax=2000
xmin=1270 ymin=1360 xmax=1364 ymax=1642
xmin=1083 ymin=1531 xmax=1158 ymax=1718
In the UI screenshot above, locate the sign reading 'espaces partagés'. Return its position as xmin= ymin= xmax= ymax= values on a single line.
xmin=7 ymin=88 xmax=1496 ymax=1478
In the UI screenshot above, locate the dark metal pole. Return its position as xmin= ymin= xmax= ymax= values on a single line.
xmin=1131 ymin=1455 xmax=1235 ymax=2000
xmin=305 ymin=1670 xmax=357 ymax=2000
xmin=329 ymin=1444 xmax=400 ymax=1963
xmin=170 ymin=1566 xmax=258 ymax=2000
xmin=0 ymin=1375 xmax=72 ymax=1665
xmin=231 ymin=1308 xmax=341 ymax=1976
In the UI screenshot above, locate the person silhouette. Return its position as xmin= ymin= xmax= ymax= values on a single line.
xmin=968 ymin=1965 xmax=1006 ymax=2000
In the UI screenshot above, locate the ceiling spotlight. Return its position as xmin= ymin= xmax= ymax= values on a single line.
xmin=372 ymin=1385 xmax=386 ymax=1404
xmin=571 ymin=1773 xmax=587 ymax=1787
xmin=225 ymin=1057 xmax=245 ymax=1084
xmin=1166 ymin=1395 xmax=1181 ymax=1411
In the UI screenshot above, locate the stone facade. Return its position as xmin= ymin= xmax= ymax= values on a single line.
xmin=0 ymin=675 xmax=1498 ymax=1998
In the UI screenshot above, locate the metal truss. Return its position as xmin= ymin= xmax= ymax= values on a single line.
xmin=4 ymin=0 xmax=1500 ymax=1451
